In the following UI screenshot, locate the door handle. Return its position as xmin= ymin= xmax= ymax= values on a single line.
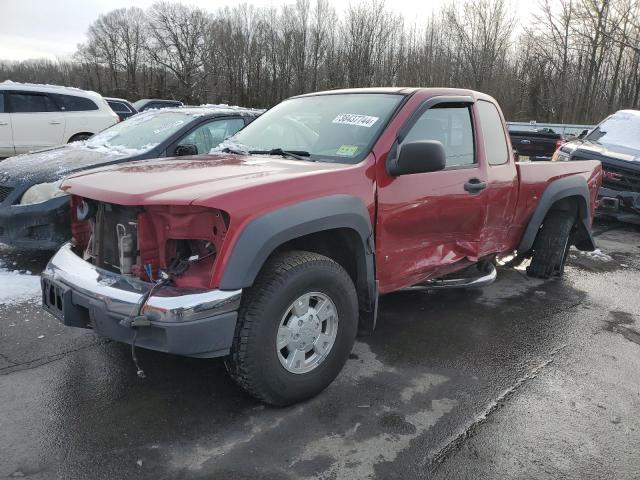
xmin=0 ymin=121 xmax=7 ymax=125
xmin=49 ymin=120 xmax=62 ymax=125
xmin=464 ymin=178 xmax=487 ymax=193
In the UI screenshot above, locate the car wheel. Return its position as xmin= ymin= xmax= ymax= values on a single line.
xmin=225 ymin=250 xmax=358 ymax=406
xmin=68 ymin=133 xmax=91 ymax=143
xmin=526 ymin=210 xmax=575 ymax=279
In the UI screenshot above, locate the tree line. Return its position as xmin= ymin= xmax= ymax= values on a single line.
xmin=1 ymin=0 xmax=639 ymax=124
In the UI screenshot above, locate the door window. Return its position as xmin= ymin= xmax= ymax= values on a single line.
xmin=477 ymin=101 xmax=509 ymax=165
xmin=402 ymin=105 xmax=475 ymax=167
xmin=0 ymin=92 xmax=4 ymax=112
xmin=50 ymin=93 xmax=98 ymax=111
xmin=9 ymin=92 xmax=58 ymax=113
xmin=179 ymin=118 xmax=246 ymax=154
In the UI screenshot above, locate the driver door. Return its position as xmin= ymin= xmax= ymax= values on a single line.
xmin=375 ymin=100 xmax=489 ymax=292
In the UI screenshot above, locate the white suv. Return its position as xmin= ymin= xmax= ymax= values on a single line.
xmin=0 ymin=81 xmax=119 ymax=157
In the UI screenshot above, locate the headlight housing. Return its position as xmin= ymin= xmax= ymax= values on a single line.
xmin=19 ymin=181 xmax=68 ymax=205
xmin=551 ymin=149 xmax=570 ymax=162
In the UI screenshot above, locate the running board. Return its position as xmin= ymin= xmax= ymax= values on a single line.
xmin=404 ymin=262 xmax=497 ymax=291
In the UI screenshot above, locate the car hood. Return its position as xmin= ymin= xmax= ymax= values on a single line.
xmin=0 ymin=145 xmax=147 ymax=186
xmin=62 ymin=154 xmax=356 ymax=207
xmin=564 ymin=139 xmax=640 ymax=165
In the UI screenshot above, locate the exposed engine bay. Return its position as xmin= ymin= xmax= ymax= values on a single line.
xmin=70 ymin=196 xmax=229 ymax=289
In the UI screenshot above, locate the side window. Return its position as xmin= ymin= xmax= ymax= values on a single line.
xmin=403 ymin=105 xmax=474 ymax=167
xmin=477 ymin=101 xmax=509 ymax=165
xmin=50 ymin=94 xmax=98 ymax=112
xmin=108 ymin=101 xmax=130 ymax=114
xmin=9 ymin=92 xmax=58 ymax=113
xmin=179 ymin=118 xmax=245 ymax=154
xmin=0 ymin=92 xmax=4 ymax=113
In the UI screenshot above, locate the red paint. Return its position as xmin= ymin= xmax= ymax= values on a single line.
xmin=63 ymin=88 xmax=602 ymax=293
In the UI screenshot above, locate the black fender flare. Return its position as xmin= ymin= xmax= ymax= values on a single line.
xmin=518 ymin=175 xmax=596 ymax=254
xmin=219 ymin=195 xmax=377 ymax=325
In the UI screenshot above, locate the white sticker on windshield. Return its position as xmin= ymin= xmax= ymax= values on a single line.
xmin=333 ymin=114 xmax=379 ymax=128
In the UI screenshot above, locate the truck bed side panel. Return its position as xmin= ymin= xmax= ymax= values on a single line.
xmin=508 ymin=160 xmax=602 ymax=251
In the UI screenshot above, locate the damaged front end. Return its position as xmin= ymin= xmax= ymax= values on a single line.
xmin=41 ymin=196 xmax=241 ymax=358
xmin=598 ymin=164 xmax=640 ymax=225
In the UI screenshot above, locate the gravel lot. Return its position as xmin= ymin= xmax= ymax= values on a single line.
xmin=1 ymin=220 xmax=639 ymax=479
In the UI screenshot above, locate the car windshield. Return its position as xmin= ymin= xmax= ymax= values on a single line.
xmin=587 ymin=111 xmax=640 ymax=151
xmin=85 ymin=111 xmax=190 ymax=153
xmin=225 ymin=93 xmax=404 ymax=163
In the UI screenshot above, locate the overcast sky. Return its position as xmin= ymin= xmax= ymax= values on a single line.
xmin=0 ymin=0 xmax=536 ymax=61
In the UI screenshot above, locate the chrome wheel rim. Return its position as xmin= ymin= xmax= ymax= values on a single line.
xmin=276 ymin=292 xmax=339 ymax=374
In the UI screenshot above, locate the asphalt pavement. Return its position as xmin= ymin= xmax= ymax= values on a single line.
xmin=1 ymin=220 xmax=639 ymax=479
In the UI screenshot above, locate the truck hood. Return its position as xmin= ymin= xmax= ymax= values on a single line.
xmin=62 ymin=154 xmax=353 ymax=206
xmin=563 ymin=139 xmax=640 ymax=165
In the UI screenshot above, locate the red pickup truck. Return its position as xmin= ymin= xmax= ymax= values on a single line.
xmin=42 ymin=88 xmax=602 ymax=405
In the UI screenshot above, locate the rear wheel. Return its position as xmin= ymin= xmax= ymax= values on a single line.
xmin=225 ymin=251 xmax=358 ymax=406
xmin=68 ymin=133 xmax=91 ymax=143
xmin=526 ymin=210 xmax=575 ymax=279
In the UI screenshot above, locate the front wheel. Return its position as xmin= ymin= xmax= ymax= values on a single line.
xmin=225 ymin=251 xmax=359 ymax=406
xmin=526 ymin=210 xmax=575 ymax=279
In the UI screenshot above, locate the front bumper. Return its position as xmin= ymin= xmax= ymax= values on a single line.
xmin=41 ymin=243 xmax=241 ymax=358
xmin=597 ymin=187 xmax=640 ymax=225
xmin=0 ymin=195 xmax=70 ymax=249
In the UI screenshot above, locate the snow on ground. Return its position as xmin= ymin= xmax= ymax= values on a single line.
xmin=0 ymin=260 xmax=41 ymax=306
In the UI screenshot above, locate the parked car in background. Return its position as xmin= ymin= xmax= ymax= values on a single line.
xmin=554 ymin=109 xmax=640 ymax=224
xmin=133 ymin=98 xmax=184 ymax=112
xmin=42 ymin=87 xmax=601 ymax=405
xmin=0 ymin=81 xmax=119 ymax=157
xmin=105 ymin=97 xmax=137 ymax=121
xmin=0 ymin=105 xmax=262 ymax=249
xmin=507 ymin=124 xmax=565 ymax=160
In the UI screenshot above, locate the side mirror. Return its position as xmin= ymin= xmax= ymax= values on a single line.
xmin=174 ymin=144 xmax=198 ymax=156
xmin=387 ymin=140 xmax=446 ymax=176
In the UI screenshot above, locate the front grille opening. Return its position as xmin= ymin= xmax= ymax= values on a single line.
xmin=0 ymin=185 xmax=13 ymax=203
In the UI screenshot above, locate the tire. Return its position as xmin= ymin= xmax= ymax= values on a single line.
xmin=68 ymin=133 xmax=91 ymax=143
xmin=526 ymin=210 xmax=575 ymax=279
xmin=225 ymin=250 xmax=359 ymax=406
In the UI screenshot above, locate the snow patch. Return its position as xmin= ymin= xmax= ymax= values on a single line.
xmin=0 ymin=259 xmax=41 ymax=306
xmin=569 ymin=246 xmax=613 ymax=262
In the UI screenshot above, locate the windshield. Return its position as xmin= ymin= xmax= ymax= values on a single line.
xmin=587 ymin=111 xmax=640 ymax=150
xmin=85 ymin=111 xmax=190 ymax=153
xmin=226 ymin=93 xmax=403 ymax=163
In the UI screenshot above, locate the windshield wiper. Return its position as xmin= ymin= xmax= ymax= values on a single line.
xmin=221 ymin=146 xmax=249 ymax=155
xmin=248 ymin=148 xmax=314 ymax=161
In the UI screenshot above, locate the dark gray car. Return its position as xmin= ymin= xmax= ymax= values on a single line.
xmin=0 ymin=106 xmax=262 ymax=249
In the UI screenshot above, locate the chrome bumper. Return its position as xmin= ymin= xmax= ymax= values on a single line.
xmin=41 ymin=243 xmax=241 ymax=358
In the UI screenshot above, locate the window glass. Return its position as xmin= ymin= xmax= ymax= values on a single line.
xmin=477 ymin=101 xmax=509 ymax=165
xmin=0 ymin=93 xmax=4 ymax=113
xmin=108 ymin=101 xmax=131 ymax=113
xmin=83 ymin=111 xmax=191 ymax=152
xmin=586 ymin=111 xmax=640 ymax=150
xmin=229 ymin=94 xmax=403 ymax=164
xmin=180 ymin=118 xmax=246 ymax=154
xmin=403 ymin=105 xmax=475 ymax=167
xmin=9 ymin=92 xmax=58 ymax=113
xmin=50 ymin=93 xmax=98 ymax=111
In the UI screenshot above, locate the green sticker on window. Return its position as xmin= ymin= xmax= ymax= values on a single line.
xmin=336 ymin=145 xmax=359 ymax=157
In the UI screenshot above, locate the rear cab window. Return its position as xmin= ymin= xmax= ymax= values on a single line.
xmin=477 ymin=101 xmax=509 ymax=165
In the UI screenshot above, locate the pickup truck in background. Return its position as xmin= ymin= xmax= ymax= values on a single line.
xmin=507 ymin=123 xmax=565 ymax=160
xmin=41 ymin=87 xmax=602 ymax=405
xmin=554 ymin=109 xmax=640 ymax=224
